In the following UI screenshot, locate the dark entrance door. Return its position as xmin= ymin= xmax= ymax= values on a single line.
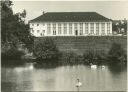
xmin=75 ymin=30 xmax=78 ymax=36
xmin=75 ymin=30 xmax=78 ymax=35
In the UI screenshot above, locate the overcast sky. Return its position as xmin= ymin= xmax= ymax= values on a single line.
xmin=12 ymin=1 xmax=128 ymax=22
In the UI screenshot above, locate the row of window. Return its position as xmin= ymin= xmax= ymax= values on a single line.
xmin=31 ymin=23 xmax=111 ymax=35
xmin=31 ymin=26 xmax=111 ymax=36
xmin=31 ymin=30 xmax=111 ymax=36
xmin=31 ymin=22 xmax=111 ymax=27
xmin=46 ymin=23 xmax=110 ymax=35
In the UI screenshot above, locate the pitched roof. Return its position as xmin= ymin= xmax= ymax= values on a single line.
xmin=29 ymin=12 xmax=111 ymax=22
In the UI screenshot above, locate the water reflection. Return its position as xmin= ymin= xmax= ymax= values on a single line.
xmin=1 ymin=63 xmax=127 ymax=91
xmin=34 ymin=62 xmax=60 ymax=69
xmin=14 ymin=63 xmax=34 ymax=72
xmin=108 ymin=63 xmax=127 ymax=75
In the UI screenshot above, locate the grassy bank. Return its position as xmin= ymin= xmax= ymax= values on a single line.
xmin=33 ymin=36 xmax=127 ymax=65
xmin=35 ymin=36 xmax=127 ymax=55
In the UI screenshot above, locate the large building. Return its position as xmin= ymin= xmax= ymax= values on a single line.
xmin=29 ymin=12 xmax=112 ymax=37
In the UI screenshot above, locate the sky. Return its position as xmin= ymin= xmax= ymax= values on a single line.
xmin=12 ymin=1 xmax=128 ymax=22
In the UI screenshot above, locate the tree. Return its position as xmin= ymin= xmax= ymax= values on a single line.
xmin=112 ymin=20 xmax=127 ymax=35
xmin=107 ymin=43 xmax=126 ymax=64
xmin=1 ymin=0 xmax=34 ymax=61
xmin=33 ymin=38 xmax=59 ymax=62
xmin=1 ymin=0 xmax=14 ymax=43
xmin=1 ymin=0 xmax=33 ymax=51
xmin=1 ymin=47 xmax=25 ymax=60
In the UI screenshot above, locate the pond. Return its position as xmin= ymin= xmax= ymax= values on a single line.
xmin=1 ymin=62 xmax=127 ymax=92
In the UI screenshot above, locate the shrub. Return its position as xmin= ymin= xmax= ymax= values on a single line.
xmin=107 ymin=42 xmax=126 ymax=64
xmin=59 ymin=51 xmax=79 ymax=64
xmin=33 ymin=37 xmax=59 ymax=62
xmin=1 ymin=47 xmax=25 ymax=60
xmin=83 ymin=50 xmax=106 ymax=64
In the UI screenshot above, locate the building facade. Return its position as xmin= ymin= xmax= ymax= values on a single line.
xmin=29 ymin=12 xmax=112 ymax=37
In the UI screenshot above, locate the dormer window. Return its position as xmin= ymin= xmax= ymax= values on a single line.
xmin=37 ymin=24 xmax=39 ymax=26
xmin=32 ymin=24 xmax=34 ymax=26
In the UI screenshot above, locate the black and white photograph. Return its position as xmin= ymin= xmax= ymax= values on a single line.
xmin=1 ymin=0 xmax=127 ymax=91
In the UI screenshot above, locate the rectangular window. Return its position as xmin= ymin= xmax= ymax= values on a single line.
xmin=90 ymin=23 xmax=94 ymax=34
xmin=107 ymin=23 xmax=110 ymax=34
xmin=53 ymin=30 xmax=56 ymax=35
xmin=37 ymin=24 xmax=39 ymax=26
xmin=32 ymin=24 xmax=34 ymax=26
xmin=80 ymin=23 xmax=83 ymax=35
xmin=74 ymin=23 xmax=78 ymax=30
xmin=53 ymin=23 xmax=56 ymax=35
xmin=85 ymin=23 xmax=89 ymax=34
xmin=101 ymin=23 xmax=105 ymax=35
xmin=58 ymin=23 xmax=61 ymax=34
xmin=64 ymin=23 xmax=67 ymax=34
xmin=37 ymin=30 xmax=40 ymax=33
xmin=80 ymin=23 xmax=83 ymax=26
xmin=69 ymin=23 xmax=72 ymax=34
xmin=41 ymin=30 xmax=45 ymax=36
xmin=47 ymin=23 xmax=51 ymax=34
xmin=96 ymin=23 xmax=99 ymax=35
xmin=53 ymin=23 xmax=56 ymax=27
xmin=32 ymin=30 xmax=34 ymax=34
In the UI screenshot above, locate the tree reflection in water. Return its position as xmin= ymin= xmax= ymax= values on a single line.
xmin=108 ymin=63 xmax=127 ymax=75
xmin=34 ymin=62 xmax=60 ymax=69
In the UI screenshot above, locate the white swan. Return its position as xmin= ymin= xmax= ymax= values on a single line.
xmin=90 ymin=63 xmax=97 ymax=69
xmin=25 ymin=63 xmax=34 ymax=70
xmin=101 ymin=65 xmax=105 ymax=69
xmin=76 ymin=79 xmax=82 ymax=87
xmin=28 ymin=64 xmax=34 ymax=70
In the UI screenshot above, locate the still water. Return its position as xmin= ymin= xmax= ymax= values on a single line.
xmin=2 ymin=63 xmax=127 ymax=92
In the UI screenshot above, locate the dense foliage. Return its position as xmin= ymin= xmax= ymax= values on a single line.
xmin=83 ymin=50 xmax=106 ymax=64
xmin=1 ymin=0 xmax=33 ymax=51
xmin=59 ymin=42 xmax=127 ymax=65
xmin=1 ymin=0 xmax=34 ymax=62
xmin=1 ymin=47 xmax=25 ymax=60
xmin=112 ymin=20 xmax=127 ymax=35
xmin=33 ymin=38 xmax=59 ymax=62
xmin=59 ymin=52 xmax=81 ymax=64
xmin=107 ymin=43 xmax=126 ymax=64
xmin=34 ymin=37 xmax=127 ymax=65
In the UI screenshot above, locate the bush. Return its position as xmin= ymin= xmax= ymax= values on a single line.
xmin=33 ymin=37 xmax=59 ymax=62
xmin=59 ymin=51 xmax=80 ymax=64
xmin=107 ymin=42 xmax=126 ymax=64
xmin=1 ymin=47 xmax=25 ymax=60
xmin=83 ymin=50 xmax=106 ymax=64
